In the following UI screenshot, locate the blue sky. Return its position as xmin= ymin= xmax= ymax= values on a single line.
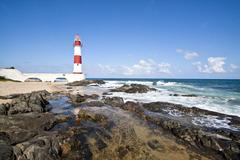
xmin=0 ymin=0 xmax=240 ymax=78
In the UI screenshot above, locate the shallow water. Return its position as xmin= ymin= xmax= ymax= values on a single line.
xmin=48 ymin=96 xmax=210 ymax=160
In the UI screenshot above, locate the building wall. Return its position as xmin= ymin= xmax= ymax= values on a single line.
xmin=0 ymin=69 xmax=85 ymax=82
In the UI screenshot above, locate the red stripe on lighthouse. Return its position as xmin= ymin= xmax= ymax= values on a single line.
xmin=74 ymin=41 xmax=81 ymax=46
xmin=74 ymin=55 xmax=82 ymax=64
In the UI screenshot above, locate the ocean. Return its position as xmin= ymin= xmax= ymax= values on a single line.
xmin=88 ymin=78 xmax=240 ymax=117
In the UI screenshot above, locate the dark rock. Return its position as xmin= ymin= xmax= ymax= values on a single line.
xmin=0 ymin=112 xmax=57 ymax=144
xmin=169 ymin=93 xmax=180 ymax=96
xmin=102 ymin=92 xmax=113 ymax=96
xmin=14 ymin=133 xmax=62 ymax=160
xmin=147 ymin=139 xmax=164 ymax=150
xmin=111 ymin=84 xmax=156 ymax=93
xmin=69 ymin=94 xmax=86 ymax=103
xmin=182 ymin=94 xmax=198 ymax=97
xmin=0 ymin=132 xmax=11 ymax=144
xmin=96 ymin=138 xmax=107 ymax=150
xmin=67 ymin=80 xmax=105 ymax=86
xmin=152 ymin=81 xmax=157 ymax=86
xmin=0 ymin=104 xmax=8 ymax=115
xmin=7 ymin=90 xmax=50 ymax=115
xmin=55 ymin=114 xmax=71 ymax=123
xmin=142 ymin=101 xmax=229 ymax=117
xmin=121 ymin=101 xmax=145 ymax=116
xmin=61 ymin=127 xmax=93 ymax=159
xmin=145 ymin=114 xmax=240 ymax=160
xmin=87 ymin=94 xmax=100 ymax=100
xmin=103 ymin=97 xmax=124 ymax=108
xmin=80 ymin=101 xmax=105 ymax=107
xmin=3 ymin=94 xmax=20 ymax=99
xmin=169 ymin=94 xmax=198 ymax=97
xmin=77 ymin=109 xmax=108 ymax=126
xmin=69 ymin=94 xmax=99 ymax=104
xmin=0 ymin=132 xmax=14 ymax=160
xmin=117 ymin=146 xmax=129 ymax=159
xmin=0 ymin=140 xmax=14 ymax=160
xmin=117 ymin=101 xmax=240 ymax=160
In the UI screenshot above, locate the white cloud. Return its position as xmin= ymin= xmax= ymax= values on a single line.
xmin=176 ymin=49 xmax=199 ymax=60
xmin=230 ymin=64 xmax=239 ymax=72
xmin=184 ymin=52 xmax=199 ymax=60
xmin=193 ymin=57 xmax=226 ymax=73
xmin=230 ymin=64 xmax=238 ymax=69
xmin=157 ymin=62 xmax=171 ymax=74
xmin=98 ymin=64 xmax=116 ymax=74
xmin=176 ymin=48 xmax=183 ymax=53
xmin=98 ymin=59 xmax=171 ymax=76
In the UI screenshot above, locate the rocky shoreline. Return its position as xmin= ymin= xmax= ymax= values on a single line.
xmin=0 ymin=81 xmax=239 ymax=160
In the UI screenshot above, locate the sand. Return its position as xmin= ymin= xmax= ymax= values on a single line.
xmin=0 ymin=82 xmax=63 ymax=104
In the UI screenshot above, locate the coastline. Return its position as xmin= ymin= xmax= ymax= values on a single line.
xmin=0 ymin=80 xmax=239 ymax=159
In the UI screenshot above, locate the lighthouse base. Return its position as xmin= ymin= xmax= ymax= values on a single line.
xmin=65 ymin=73 xmax=85 ymax=82
xmin=0 ymin=69 xmax=85 ymax=83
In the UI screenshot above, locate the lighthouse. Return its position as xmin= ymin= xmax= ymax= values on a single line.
xmin=73 ymin=34 xmax=82 ymax=74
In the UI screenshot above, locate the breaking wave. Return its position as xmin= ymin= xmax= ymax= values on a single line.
xmin=99 ymin=79 xmax=240 ymax=117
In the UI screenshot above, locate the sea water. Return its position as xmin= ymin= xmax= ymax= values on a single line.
xmin=89 ymin=78 xmax=240 ymax=117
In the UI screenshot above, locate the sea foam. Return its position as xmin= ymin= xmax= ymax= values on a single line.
xmin=100 ymin=80 xmax=240 ymax=117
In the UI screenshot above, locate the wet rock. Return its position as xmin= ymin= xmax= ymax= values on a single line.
xmin=77 ymin=109 xmax=108 ymax=126
xmin=143 ymin=101 xmax=183 ymax=113
xmin=145 ymin=114 xmax=240 ymax=160
xmin=0 ymin=140 xmax=14 ymax=160
xmin=0 ymin=104 xmax=9 ymax=115
xmin=96 ymin=138 xmax=107 ymax=150
xmin=147 ymin=139 xmax=164 ymax=150
xmin=120 ymin=101 xmax=240 ymax=159
xmin=0 ymin=93 xmax=20 ymax=99
xmin=69 ymin=94 xmax=86 ymax=103
xmin=103 ymin=97 xmax=124 ymax=108
xmin=111 ymin=84 xmax=156 ymax=93
xmin=143 ymin=101 xmax=231 ymax=117
xmin=14 ymin=133 xmax=62 ymax=160
xmin=55 ymin=114 xmax=71 ymax=123
xmin=169 ymin=93 xmax=180 ymax=96
xmin=0 ymin=112 xmax=57 ymax=144
xmin=69 ymin=94 xmax=99 ymax=104
xmin=0 ymin=132 xmax=14 ymax=160
xmin=60 ymin=127 xmax=93 ymax=159
xmin=169 ymin=94 xmax=198 ymax=97
xmin=67 ymin=80 xmax=105 ymax=86
xmin=80 ymin=101 xmax=105 ymax=107
xmin=152 ymin=81 xmax=157 ymax=86
xmin=117 ymin=146 xmax=129 ymax=159
xmin=102 ymin=92 xmax=113 ymax=96
xmin=120 ymin=101 xmax=145 ymax=116
xmin=7 ymin=90 xmax=50 ymax=115
xmin=87 ymin=94 xmax=100 ymax=100
xmin=182 ymin=94 xmax=198 ymax=97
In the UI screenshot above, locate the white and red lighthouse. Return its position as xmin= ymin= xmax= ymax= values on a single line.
xmin=73 ymin=34 xmax=82 ymax=74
